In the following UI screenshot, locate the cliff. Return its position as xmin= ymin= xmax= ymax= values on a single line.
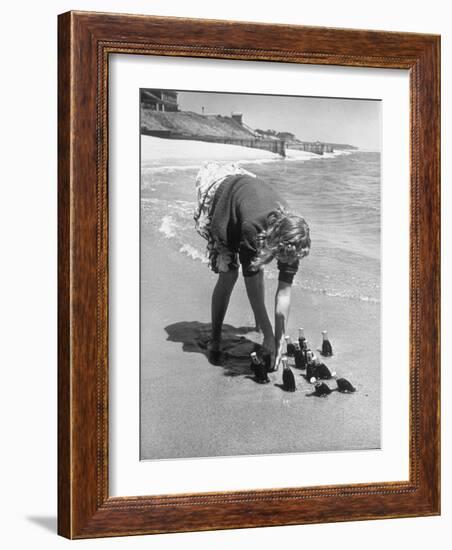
xmin=141 ymin=111 xmax=255 ymax=140
xmin=141 ymin=111 xmax=286 ymax=157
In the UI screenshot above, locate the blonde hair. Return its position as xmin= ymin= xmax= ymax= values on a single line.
xmin=250 ymin=206 xmax=311 ymax=271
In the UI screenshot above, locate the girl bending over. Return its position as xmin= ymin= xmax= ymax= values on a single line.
xmin=194 ymin=162 xmax=311 ymax=371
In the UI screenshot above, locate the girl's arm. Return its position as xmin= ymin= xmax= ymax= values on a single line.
xmin=274 ymin=280 xmax=292 ymax=370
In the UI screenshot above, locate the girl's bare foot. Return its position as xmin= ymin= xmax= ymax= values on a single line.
xmin=207 ymin=340 xmax=221 ymax=352
xmin=207 ymin=340 xmax=223 ymax=366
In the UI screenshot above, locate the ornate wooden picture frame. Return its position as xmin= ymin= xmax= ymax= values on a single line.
xmin=58 ymin=11 xmax=440 ymax=539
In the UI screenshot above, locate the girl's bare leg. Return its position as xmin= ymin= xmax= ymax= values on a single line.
xmin=210 ymin=269 xmax=239 ymax=350
xmin=253 ymin=269 xmax=265 ymax=331
xmin=244 ymin=270 xmax=275 ymax=359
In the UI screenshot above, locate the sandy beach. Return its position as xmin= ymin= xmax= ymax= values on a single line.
xmin=140 ymin=190 xmax=380 ymax=459
xmin=141 ymin=135 xmax=345 ymax=167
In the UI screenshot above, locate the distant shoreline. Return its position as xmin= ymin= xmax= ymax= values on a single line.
xmin=141 ymin=135 xmax=372 ymax=172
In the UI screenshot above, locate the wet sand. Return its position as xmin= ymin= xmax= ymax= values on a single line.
xmin=140 ymin=219 xmax=380 ymax=460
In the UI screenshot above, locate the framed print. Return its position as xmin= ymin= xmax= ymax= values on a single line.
xmin=58 ymin=11 xmax=440 ymax=539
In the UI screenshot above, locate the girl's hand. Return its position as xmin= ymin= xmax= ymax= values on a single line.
xmin=263 ymin=336 xmax=275 ymax=364
xmin=272 ymin=351 xmax=283 ymax=372
xmin=274 ymin=281 xmax=292 ymax=372
xmin=262 ymin=342 xmax=282 ymax=372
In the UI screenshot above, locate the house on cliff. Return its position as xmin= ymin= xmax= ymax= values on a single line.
xmin=141 ymin=89 xmax=179 ymax=112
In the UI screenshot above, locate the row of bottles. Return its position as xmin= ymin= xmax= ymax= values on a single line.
xmin=249 ymin=328 xmax=355 ymax=395
xmin=285 ymin=329 xmax=333 ymax=363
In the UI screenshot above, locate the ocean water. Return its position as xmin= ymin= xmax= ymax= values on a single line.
xmin=141 ymin=150 xmax=380 ymax=304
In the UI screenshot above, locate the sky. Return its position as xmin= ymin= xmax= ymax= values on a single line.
xmin=177 ymin=91 xmax=381 ymax=151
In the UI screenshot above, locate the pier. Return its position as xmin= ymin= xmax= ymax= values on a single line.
xmin=288 ymin=141 xmax=334 ymax=155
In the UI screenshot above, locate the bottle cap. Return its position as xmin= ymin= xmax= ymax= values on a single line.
xmin=322 ymin=330 xmax=328 ymax=338
xmin=298 ymin=328 xmax=305 ymax=338
xmin=281 ymin=357 xmax=288 ymax=368
xmin=250 ymin=351 xmax=260 ymax=364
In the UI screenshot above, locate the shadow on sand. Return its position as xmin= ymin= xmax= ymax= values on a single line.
xmin=164 ymin=321 xmax=265 ymax=377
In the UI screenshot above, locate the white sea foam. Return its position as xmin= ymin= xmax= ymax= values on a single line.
xmin=158 ymin=216 xmax=178 ymax=238
xmin=285 ymin=149 xmax=319 ymax=161
xmin=143 ymin=198 xmax=195 ymax=216
xmin=142 ymin=163 xmax=202 ymax=174
xmin=179 ymin=244 xmax=208 ymax=263
xmin=293 ymin=280 xmax=380 ymax=304
xmin=285 ymin=149 xmax=354 ymax=161
xmin=142 ymin=157 xmax=287 ymax=174
xmin=321 ymin=150 xmax=353 ymax=159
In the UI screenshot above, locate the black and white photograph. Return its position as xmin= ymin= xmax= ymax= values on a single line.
xmin=1 ymin=0 xmax=446 ymax=546
xmin=140 ymin=89 xmax=381 ymax=460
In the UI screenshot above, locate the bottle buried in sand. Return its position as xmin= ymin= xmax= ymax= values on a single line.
xmin=333 ymin=373 xmax=356 ymax=393
xmin=314 ymin=381 xmax=332 ymax=398
xmin=285 ymin=335 xmax=296 ymax=357
xmin=281 ymin=357 xmax=296 ymax=392
xmin=305 ymin=350 xmax=317 ymax=381
xmin=320 ymin=330 xmax=333 ymax=357
xmin=250 ymin=352 xmax=270 ymax=384
xmin=306 ymin=353 xmax=333 ymax=381
xmin=315 ymin=361 xmax=333 ymax=380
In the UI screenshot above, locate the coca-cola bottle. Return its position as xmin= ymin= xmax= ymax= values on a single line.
xmin=301 ymin=339 xmax=308 ymax=369
xmin=250 ymin=352 xmax=269 ymax=384
xmin=321 ymin=330 xmax=333 ymax=357
xmin=306 ymin=351 xmax=318 ymax=382
xmin=282 ymin=357 xmax=296 ymax=392
xmin=298 ymin=327 xmax=306 ymax=348
xmin=284 ymin=335 xmax=296 ymax=357
xmin=293 ymin=341 xmax=306 ymax=370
